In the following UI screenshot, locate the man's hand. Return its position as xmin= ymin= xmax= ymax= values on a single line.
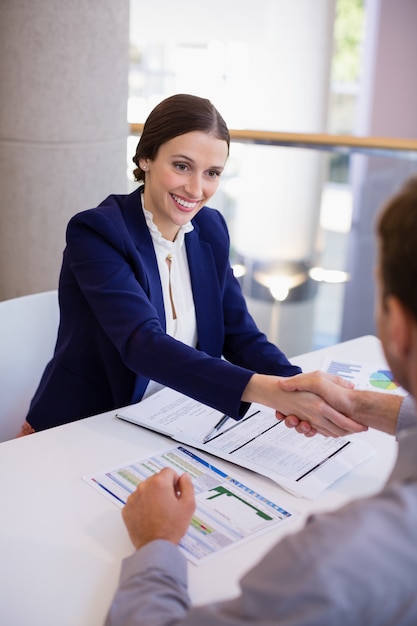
xmin=278 ymin=371 xmax=403 ymax=437
xmin=243 ymin=371 xmax=365 ymax=438
xmin=122 ymin=468 xmax=196 ymax=550
xmin=275 ymin=371 xmax=359 ymax=438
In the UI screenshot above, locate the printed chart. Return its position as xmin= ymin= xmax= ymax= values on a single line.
xmin=369 ymin=369 xmax=400 ymax=392
xmin=322 ymin=358 xmax=406 ymax=395
xmin=84 ymin=446 xmax=295 ymax=564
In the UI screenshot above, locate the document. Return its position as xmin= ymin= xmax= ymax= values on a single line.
xmin=321 ymin=357 xmax=407 ymax=396
xmin=84 ymin=446 xmax=295 ymax=564
xmin=115 ymin=387 xmax=375 ymax=499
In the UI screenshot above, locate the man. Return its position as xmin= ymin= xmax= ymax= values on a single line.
xmin=106 ymin=177 xmax=417 ymax=625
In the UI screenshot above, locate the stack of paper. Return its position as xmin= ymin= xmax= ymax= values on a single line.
xmin=114 ymin=386 xmax=375 ymax=500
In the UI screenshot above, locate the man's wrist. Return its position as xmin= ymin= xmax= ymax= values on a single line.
xmin=351 ymin=389 xmax=401 ymax=435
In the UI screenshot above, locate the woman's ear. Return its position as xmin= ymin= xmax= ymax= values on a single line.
xmin=139 ymin=158 xmax=149 ymax=172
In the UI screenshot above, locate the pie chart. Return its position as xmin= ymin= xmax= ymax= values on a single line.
xmin=369 ymin=369 xmax=399 ymax=391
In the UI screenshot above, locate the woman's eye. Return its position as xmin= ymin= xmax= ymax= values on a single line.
xmin=208 ymin=170 xmax=221 ymax=178
xmin=175 ymin=163 xmax=188 ymax=171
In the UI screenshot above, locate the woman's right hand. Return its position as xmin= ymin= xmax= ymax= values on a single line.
xmin=242 ymin=371 xmax=366 ymax=438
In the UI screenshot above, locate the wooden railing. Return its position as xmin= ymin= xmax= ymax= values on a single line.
xmin=129 ymin=124 xmax=417 ymax=155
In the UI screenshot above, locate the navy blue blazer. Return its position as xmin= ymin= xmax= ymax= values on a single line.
xmin=27 ymin=188 xmax=301 ymax=430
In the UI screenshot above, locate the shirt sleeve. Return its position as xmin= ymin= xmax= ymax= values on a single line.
xmin=104 ymin=540 xmax=190 ymax=626
xmin=396 ymin=394 xmax=417 ymax=435
xmin=105 ymin=477 xmax=417 ymax=625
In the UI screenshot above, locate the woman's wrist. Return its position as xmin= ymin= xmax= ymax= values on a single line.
xmin=241 ymin=373 xmax=283 ymax=409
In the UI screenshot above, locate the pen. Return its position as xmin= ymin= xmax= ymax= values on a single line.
xmin=203 ymin=414 xmax=230 ymax=443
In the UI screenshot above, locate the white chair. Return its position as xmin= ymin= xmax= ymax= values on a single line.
xmin=0 ymin=290 xmax=59 ymax=442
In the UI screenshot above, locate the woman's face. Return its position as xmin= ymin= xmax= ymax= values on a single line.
xmin=140 ymin=131 xmax=228 ymax=241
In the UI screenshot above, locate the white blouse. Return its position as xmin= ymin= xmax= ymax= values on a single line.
xmin=141 ymin=197 xmax=198 ymax=399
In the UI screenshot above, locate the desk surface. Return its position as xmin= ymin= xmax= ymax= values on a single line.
xmin=0 ymin=335 xmax=398 ymax=626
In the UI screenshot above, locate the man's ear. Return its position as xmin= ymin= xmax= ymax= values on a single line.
xmin=385 ymin=296 xmax=413 ymax=360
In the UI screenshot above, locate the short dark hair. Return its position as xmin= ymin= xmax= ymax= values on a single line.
xmin=132 ymin=94 xmax=230 ymax=182
xmin=377 ymin=175 xmax=417 ymax=320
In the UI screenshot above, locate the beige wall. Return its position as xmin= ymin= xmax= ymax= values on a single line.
xmin=0 ymin=0 xmax=130 ymax=300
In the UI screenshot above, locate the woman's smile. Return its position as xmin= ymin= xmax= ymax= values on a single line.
xmin=170 ymin=193 xmax=201 ymax=212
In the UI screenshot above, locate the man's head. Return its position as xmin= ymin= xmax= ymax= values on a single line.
xmin=376 ymin=175 xmax=417 ymax=394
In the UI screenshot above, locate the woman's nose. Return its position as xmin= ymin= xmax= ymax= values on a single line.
xmin=184 ymin=174 xmax=203 ymax=198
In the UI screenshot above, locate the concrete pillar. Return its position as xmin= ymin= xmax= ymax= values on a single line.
xmin=341 ymin=0 xmax=417 ymax=341
xmin=0 ymin=0 xmax=129 ymax=300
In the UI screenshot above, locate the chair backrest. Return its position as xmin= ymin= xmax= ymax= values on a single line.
xmin=0 ymin=290 xmax=59 ymax=442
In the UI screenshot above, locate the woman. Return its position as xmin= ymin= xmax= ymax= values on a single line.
xmin=20 ymin=94 xmax=362 ymax=437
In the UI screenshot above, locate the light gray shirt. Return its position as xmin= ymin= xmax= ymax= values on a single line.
xmin=105 ymin=395 xmax=417 ymax=626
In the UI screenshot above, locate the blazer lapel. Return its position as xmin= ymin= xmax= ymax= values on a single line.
xmin=186 ymin=225 xmax=223 ymax=355
xmin=121 ymin=189 xmax=166 ymax=328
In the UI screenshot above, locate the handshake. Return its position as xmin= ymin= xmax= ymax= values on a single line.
xmin=266 ymin=370 xmax=402 ymax=438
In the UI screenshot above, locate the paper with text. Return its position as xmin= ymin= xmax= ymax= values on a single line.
xmin=116 ymin=387 xmax=375 ymax=499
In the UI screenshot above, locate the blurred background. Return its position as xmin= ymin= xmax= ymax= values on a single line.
xmin=1 ymin=0 xmax=416 ymax=357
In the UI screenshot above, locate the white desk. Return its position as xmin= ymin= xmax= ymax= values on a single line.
xmin=0 ymin=335 xmax=399 ymax=626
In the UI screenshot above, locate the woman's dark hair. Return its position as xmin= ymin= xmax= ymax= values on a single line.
xmin=377 ymin=175 xmax=417 ymax=320
xmin=132 ymin=94 xmax=230 ymax=182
